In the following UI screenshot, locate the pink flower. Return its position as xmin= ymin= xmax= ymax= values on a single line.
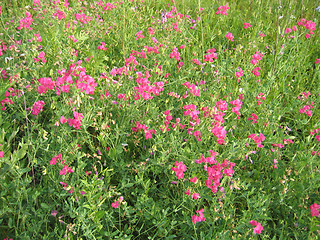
xmin=191 ymin=193 xmax=200 ymax=199
xmin=310 ymin=203 xmax=320 ymax=217
xmin=185 ymin=188 xmax=191 ymax=195
xmin=60 ymin=116 xmax=67 ymax=124
xmin=244 ymin=22 xmax=252 ymax=29
xmin=315 ymin=59 xmax=320 ymax=64
xmin=249 ymin=220 xmax=264 ymax=234
xmin=226 ymin=33 xmax=234 ymax=41
xmin=0 ymin=151 xmax=4 ymax=158
xmin=32 ymin=100 xmax=45 ymax=115
xmin=190 ymin=176 xmax=197 ymax=183
xmin=192 ymin=209 xmax=205 ymax=224
xmin=111 ymin=200 xmax=119 ymax=208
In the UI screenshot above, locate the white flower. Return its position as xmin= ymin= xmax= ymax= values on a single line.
xmin=316 ymin=4 xmax=320 ymax=12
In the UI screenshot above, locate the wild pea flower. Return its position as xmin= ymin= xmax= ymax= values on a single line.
xmin=0 ymin=151 xmax=4 ymax=158
xmin=244 ymin=22 xmax=252 ymax=29
xmin=252 ymin=67 xmax=261 ymax=77
xmin=148 ymin=27 xmax=155 ymax=35
xmin=315 ymin=59 xmax=320 ymax=64
xmin=230 ymin=99 xmax=243 ymax=116
xmin=248 ymin=113 xmax=258 ymax=124
xmin=249 ymin=220 xmax=264 ymax=234
xmin=17 ymin=11 xmax=33 ymax=30
xmin=192 ymin=209 xmax=205 ymax=224
xmin=310 ymin=203 xmax=320 ymax=217
xmin=50 ymin=153 xmax=62 ymax=165
xmin=226 ymin=33 xmax=234 ymax=41
xmin=273 ymin=159 xmax=278 ymax=169
xmin=216 ymin=99 xmax=228 ymax=111
xmin=256 ymin=93 xmax=266 ymax=105
xmin=191 ymin=193 xmax=200 ymax=199
xmin=250 ymin=51 xmax=264 ymax=65
xmin=111 ymin=201 xmax=119 ymax=208
xmin=68 ymin=111 xmax=84 ymax=129
xmin=299 ymin=103 xmax=314 ymax=116
xmin=216 ymin=5 xmax=229 ymax=15
xmin=60 ymin=165 xmax=74 ymax=175
xmin=172 ymin=161 xmax=187 ymax=180
xmin=32 ymin=100 xmax=45 ymax=115
xmin=190 ymin=176 xmax=197 ymax=183
xmin=135 ymin=31 xmax=145 ymax=40
xmin=248 ymin=133 xmax=265 ymax=148
xmin=97 ymin=42 xmax=107 ymax=50
xmin=235 ymin=68 xmax=244 ymax=82
xmin=170 ymin=48 xmax=181 ymax=61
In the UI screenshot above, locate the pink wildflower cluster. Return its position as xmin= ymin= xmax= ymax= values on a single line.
xmin=133 ymin=71 xmax=164 ymax=100
xmin=32 ymin=100 xmax=45 ymax=115
xmin=204 ymin=48 xmax=217 ymax=62
xmin=312 ymin=151 xmax=320 ymax=156
xmin=160 ymin=110 xmax=183 ymax=132
xmin=184 ymin=188 xmax=201 ymax=200
xmin=256 ymin=93 xmax=266 ymax=105
xmin=249 ymin=220 xmax=264 ymax=234
xmin=183 ymin=104 xmax=200 ymax=124
xmin=74 ymin=13 xmax=93 ymax=24
xmin=235 ymin=68 xmax=244 ymax=82
xmin=53 ymin=10 xmax=66 ymax=20
xmin=135 ymin=30 xmax=145 ymax=40
xmin=205 ymin=158 xmax=235 ymax=192
xmin=244 ymin=22 xmax=252 ymax=29
xmin=97 ymin=42 xmax=107 ymax=50
xmin=248 ymin=133 xmax=265 ymax=148
xmin=216 ymin=5 xmax=229 ymax=15
xmin=68 ymin=111 xmax=84 ymax=130
xmin=250 ymin=51 xmax=264 ymax=65
xmin=148 ymin=27 xmax=155 ymax=35
xmin=271 ymin=139 xmax=293 ymax=150
xmin=248 ymin=113 xmax=258 ymax=124
xmin=111 ymin=196 xmax=124 ymax=208
xmin=172 ymin=161 xmax=187 ymax=179
xmin=192 ymin=58 xmax=201 ymax=65
xmin=38 ymin=61 xmax=97 ymax=96
xmin=252 ymin=67 xmax=261 ymax=77
xmin=192 ymin=209 xmax=205 ymax=224
xmin=132 ymin=121 xmax=156 ymax=139
xmin=97 ymin=1 xmax=115 ymax=11
xmin=34 ymin=51 xmax=46 ymax=63
xmin=50 ymin=153 xmax=74 ymax=176
xmin=68 ymin=35 xmax=78 ymax=43
xmin=310 ymin=203 xmax=320 ymax=217
xmin=299 ymin=103 xmax=314 ymax=117
xmin=17 ymin=12 xmax=33 ymax=30
xmin=170 ymin=47 xmax=181 ymax=61
xmin=226 ymin=33 xmax=234 ymax=41
xmin=297 ymin=18 xmax=316 ymax=38
xmin=0 ymin=42 xmax=7 ymax=56
xmin=230 ymin=99 xmax=243 ymax=116
xmin=31 ymin=33 xmax=42 ymax=42
xmin=0 ymin=97 xmax=13 ymax=111
xmin=182 ymin=82 xmax=200 ymax=97
xmin=315 ymin=59 xmax=320 ymax=64
xmin=211 ymin=107 xmax=227 ymax=145
xmin=309 ymin=127 xmax=320 ymax=142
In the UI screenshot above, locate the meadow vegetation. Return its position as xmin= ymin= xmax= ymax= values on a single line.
xmin=0 ymin=0 xmax=320 ymax=239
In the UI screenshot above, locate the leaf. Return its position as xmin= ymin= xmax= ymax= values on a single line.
xmin=95 ymin=210 xmax=105 ymax=221
xmin=14 ymin=143 xmax=28 ymax=161
xmin=41 ymin=203 xmax=50 ymax=209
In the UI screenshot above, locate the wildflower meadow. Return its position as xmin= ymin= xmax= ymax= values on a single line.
xmin=0 ymin=0 xmax=320 ymax=239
